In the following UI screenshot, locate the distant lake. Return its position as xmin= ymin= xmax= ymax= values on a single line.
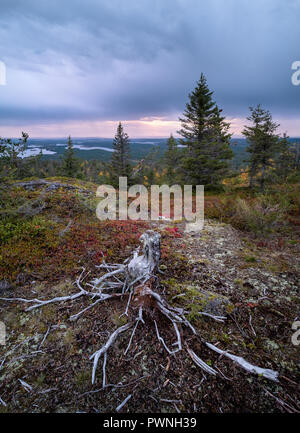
xmin=21 ymin=137 xmax=300 ymax=168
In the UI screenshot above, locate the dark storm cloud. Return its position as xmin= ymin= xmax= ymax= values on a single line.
xmin=0 ymin=0 xmax=299 ymax=126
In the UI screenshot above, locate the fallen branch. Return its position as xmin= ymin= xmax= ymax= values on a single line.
xmin=206 ymin=342 xmax=279 ymax=382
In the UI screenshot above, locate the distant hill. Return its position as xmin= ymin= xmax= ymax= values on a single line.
xmin=23 ymin=137 xmax=300 ymax=169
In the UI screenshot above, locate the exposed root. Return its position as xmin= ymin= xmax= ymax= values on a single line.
xmin=154 ymin=320 xmax=180 ymax=355
xmin=206 ymin=342 xmax=279 ymax=382
xmin=90 ymin=323 xmax=132 ymax=384
xmin=124 ymin=319 xmax=140 ymax=356
xmin=186 ymin=345 xmax=217 ymax=376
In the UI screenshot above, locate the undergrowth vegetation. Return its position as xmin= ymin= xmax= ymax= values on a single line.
xmin=0 ymin=180 xmax=149 ymax=281
xmin=0 ymin=179 xmax=299 ymax=284
xmin=205 ymin=183 xmax=300 ymax=236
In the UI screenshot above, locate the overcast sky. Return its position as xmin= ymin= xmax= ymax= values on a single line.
xmin=0 ymin=0 xmax=299 ymax=138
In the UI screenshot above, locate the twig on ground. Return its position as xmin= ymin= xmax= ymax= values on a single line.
xmin=116 ymin=394 xmax=132 ymax=412
xmin=199 ymin=312 xmax=226 ymax=322
xmin=249 ymin=314 xmax=256 ymax=336
xmin=79 ymin=375 xmax=149 ymax=398
xmin=263 ymin=388 xmax=300 ymax=413
xmin=18 ymin=379 xmax=32 ymax=393
xmin=186 ymin=345 xmax=217 ymax=376
xmin=39 ymin=326 xmax=51 ymax=348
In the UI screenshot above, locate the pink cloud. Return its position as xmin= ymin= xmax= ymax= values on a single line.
xmin=0 ymin=116 xmax=299 ymax=139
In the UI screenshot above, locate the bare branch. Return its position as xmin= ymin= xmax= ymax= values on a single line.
xmin=90 ymin=323 xmax=132 ymax=384
xmin=206 ymin=342 xmax=279 ymax=382
xmin=186 ymin=346 xmax=217 ymax=376
xmin=124 ymin=320 xmax=139 ymax=356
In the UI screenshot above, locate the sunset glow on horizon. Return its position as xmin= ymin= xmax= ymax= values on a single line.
xmin=1 ymin=115 xmax=299 ymax=140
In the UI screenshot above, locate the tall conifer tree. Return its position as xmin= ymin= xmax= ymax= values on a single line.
xmin=242 ymin=105 xmax=280 ymax=191
xmin=274 ymin=133 xmax=295 ymax=181
xmin=110 ymin=122 xmax=132 ymax=187
xmin=61 ymin=135 xmax=80 ymax=178
xmin=178 ymin=74 xmax=233 ymax=187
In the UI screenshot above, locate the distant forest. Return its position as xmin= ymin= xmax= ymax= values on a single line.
xmin=21 ymin=137 xmax=254 ymax=168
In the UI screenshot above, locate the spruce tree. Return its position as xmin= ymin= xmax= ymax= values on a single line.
xmin=274 ymin=133 xmax=295 ymax=181
xmin=164 ymin=134 xmax=180 ymax=184
xmin=61 ymin=135 xmax=80 ymax=178
xmin=110 ymin=122 xmax=132 ymax=187
xmin=242 ymin=105 xmax=280 ymax=191
xmin=178 ymin=73 xmax=233 ymax=187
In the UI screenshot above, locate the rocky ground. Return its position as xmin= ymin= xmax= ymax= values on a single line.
xmin=0 ymin=179 xmax=299 ymax=413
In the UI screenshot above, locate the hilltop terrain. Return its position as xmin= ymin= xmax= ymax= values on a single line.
xmin=0 ymin=179 xmax=299 ymax=413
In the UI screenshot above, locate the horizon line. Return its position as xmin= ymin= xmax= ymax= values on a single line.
xmin=11 ymin=135 xmax=300 ymax=140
